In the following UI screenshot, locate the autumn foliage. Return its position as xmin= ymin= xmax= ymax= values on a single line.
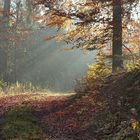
xmin=1 ymin=68 xmax=140 ymax=139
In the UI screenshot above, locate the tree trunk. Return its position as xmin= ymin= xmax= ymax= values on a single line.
xmin=0 ymin=0 xmax=11 ymax=81
xmin=26 ymin=0 xmax=33 ymax=27
xmin=112 ymin=0 xmax=123 ymax=72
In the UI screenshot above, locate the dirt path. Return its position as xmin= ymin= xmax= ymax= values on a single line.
xmin=0 ymin=93 xmax=73 ymax=116
xmin=0 ymin=93 xmax=74 ymax=140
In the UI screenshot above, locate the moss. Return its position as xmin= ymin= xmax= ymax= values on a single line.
xmin=2 ymin=105 xmax=48 ymax=140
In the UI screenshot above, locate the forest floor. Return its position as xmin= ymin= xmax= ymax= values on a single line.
xmin=0 ymin=70 xmax=140 ymax=140
xmin=0 ymin=93 xmax=73 ymax=140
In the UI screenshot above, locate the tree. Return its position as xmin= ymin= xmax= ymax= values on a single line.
xmin=112 ymin=0 xmax=123 ymax=71
xmin=0 ymin=0 xmax=40 ymax=82
xmin=35 ymin=0 xmax=139 ymax=72
xmin=0 ymin=0 xmax=11 ymax=81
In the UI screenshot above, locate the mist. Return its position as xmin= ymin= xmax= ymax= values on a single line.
xmin=16 ymin=28 xmax=96 ymax=92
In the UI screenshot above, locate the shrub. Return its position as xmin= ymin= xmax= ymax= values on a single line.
xmin=125 ymin=58 xmax=140 ymax=72
xmin=75 ymin=52 xmax=111 ymax=93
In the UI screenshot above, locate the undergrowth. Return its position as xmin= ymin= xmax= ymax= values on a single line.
xmin=73 ymin=56 xmax=140 ymax=139
xmin=1 ymin=104 xmax=47 ymax=140
xmin=0 ymin=81 xmax=53 ymax=95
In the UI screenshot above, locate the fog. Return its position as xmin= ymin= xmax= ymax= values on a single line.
xmin=17 ymin=28 xmax=96 ymax=92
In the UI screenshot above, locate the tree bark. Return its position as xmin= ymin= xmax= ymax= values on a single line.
xmin=0 ymin=0 xmax=11 ymax=81
xmin=112 ymin=0 xmax=123 ymax=72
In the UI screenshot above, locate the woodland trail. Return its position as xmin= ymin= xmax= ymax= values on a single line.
xmin=0 ymin=93 xmax=74 ymax=117
xmin=0 ymin=93 xmax=75 ymax=140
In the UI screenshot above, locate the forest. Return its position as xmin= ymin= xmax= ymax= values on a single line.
xmin=0 ymin=0 xmax=140 ymax=139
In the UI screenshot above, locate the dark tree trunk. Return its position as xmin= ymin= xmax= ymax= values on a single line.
xmin=112 ymin=0 xmax=123 ymax=72
xmin=0 ymin=0 xmax=11 ymax=81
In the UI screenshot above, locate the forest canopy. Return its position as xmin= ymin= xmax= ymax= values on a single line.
xmin=34 ymin=0 xmax=140 ymax=71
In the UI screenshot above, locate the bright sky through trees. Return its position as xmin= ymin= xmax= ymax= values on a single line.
xmin=71 ymin=0 xmax=86 ymax=5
